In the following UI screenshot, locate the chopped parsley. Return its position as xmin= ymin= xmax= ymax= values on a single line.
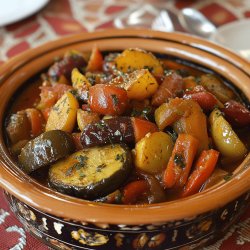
xmin=167 ymin=130 xmax=178 ymax=143
xmin=115 ymin=153 xmax=125 ymax=163
xmin=87 ymin=74 xmax=96 ymax=85
xmin=223 ymin=173 xmax=233 ymax=182
xmin=111 ymin=94 xmax=119 ymax=107
xmin=195 ymin=76 xmax=201 ymax=84
xmin=174 ymin=154 xmax=186 ymax=169
xmin=65 ymin=166 xmax=74 ymax=176
xmin=131 ymin=107 xmax=152 ymax=120
xmin=143 ymin=66 xmax=154 ymax=72
xmin=65 ymin=155 xmax=88 ymax=176
xmin=96 ymin=121 xmax=106 ymax=130
xmin=96 ymin=163 xmax=107 ymax=172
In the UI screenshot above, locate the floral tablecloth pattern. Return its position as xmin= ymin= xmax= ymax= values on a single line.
xmin=0 ymin=0 xmax=249 ymax=249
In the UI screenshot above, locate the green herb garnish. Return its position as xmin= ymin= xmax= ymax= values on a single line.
xmin=111 ymin=94 xmax=119 ymax=107
xmin=224 ymin=173 xmax=233 ymax=182
xmin=65 ymin=155 xmax=88 ymax=176
xmin=96 ymin=163 xmax=107 ymax=172
xmin=115 ymin=153 xmax=125 ymax=163
xmin=96 ymin=121 xmax=106 ymax=130
xmin=174 ymin=154 xmax=186 ymax=169
xmin=143 ymin=66 xmax=154 ymax=72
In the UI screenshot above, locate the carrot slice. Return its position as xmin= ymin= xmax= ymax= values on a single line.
xmin=182 ymin=149 xmax=219 ymax=197
xmin=86 ymin=46 xmax=103 ymax=72
xmin=183 ymin=85 xmax=223 ymax=111
xmin=163 ymin=133 xmax=199 ymax=188
xmin=122 ymin=180 xmax=148 ymax=204
xmin=132 ymin=117 xmax=158 ymax=142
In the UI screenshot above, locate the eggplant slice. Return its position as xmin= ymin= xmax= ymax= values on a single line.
xmin=48 ymin=144 xmax=132 ymax=200
xmin=18 ymin=130 xmax=75 ymax=174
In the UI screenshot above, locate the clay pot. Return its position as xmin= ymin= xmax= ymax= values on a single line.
xmin=0 ymin=29 xmax=249 ymax=250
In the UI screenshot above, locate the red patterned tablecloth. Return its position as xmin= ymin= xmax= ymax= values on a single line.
xmin=0 ymin=0 xmax=249 ymax=249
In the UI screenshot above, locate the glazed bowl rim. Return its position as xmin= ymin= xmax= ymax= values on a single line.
xmin=0 ymin=29 xmax=250 ymax=225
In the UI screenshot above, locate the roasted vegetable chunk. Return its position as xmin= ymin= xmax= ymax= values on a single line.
xmin=48 ymin=51 xmax=86 ymax=81
xmin=48 ymin=144 xmax=132 ymax=199
xmin=134 ymin=132 xmax=174 ymax=174
xmin=152 ymin=71 xmax=183 ymax=106
xmin=88 ymin=84 xmax=128 ymax=115
xmin=6 ymin=111 xmax=31 ymax=144
xmin=199 ymin=74 xmax=235 ymax=103
xmin=123 ymin=69 xmax=159 ymax=100
xmin=80 ymin=117 xmax=134 ymax=148
xmin=115 ymin=48 xmax=164 ymax=75
xmin=46 ymin=92 xmax=79 ymax=132
xmin=209 ymin=109 xmax=247 ymax=161
xmin=18 ymin=130 xmax=75 ymax=173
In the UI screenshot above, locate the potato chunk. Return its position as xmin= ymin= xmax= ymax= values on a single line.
xmin=134 ymin=132 xmax=174 ymax=174
xmin=71 ymin=68 xmax=91 ymax=90
xmin=46 ymin=92 xmax=79 ymax=132
xmin=124 ymin=69 xmax=158 ymax=100
xmin=77 ymin=109 xmax=100 ymax=131
xmin=115 ymin=48 xmax=163 ymax=75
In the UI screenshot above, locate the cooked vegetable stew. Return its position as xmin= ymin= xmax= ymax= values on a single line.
xmin=5 ymin=47 xmax=250 ymax=204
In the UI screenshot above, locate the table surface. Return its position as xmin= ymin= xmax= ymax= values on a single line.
xmin=0 ymin=0 xmax=250 ymax=249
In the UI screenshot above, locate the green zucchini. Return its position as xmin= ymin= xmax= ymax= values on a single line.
xmin=48 ymin=144 xmax=132 ymax=200
xmin=18 ymin=130 xmax=75 ymax=173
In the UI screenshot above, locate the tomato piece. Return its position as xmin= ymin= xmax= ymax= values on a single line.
xmin=38 ymin=83 xmax=73 ymax=111
xmin=88 ymin=84 xmax=128 ymax=115
xmin=122 ymin=180 xmax=149 ymax=204
xmin=132 ymin=117 xmax=158 ymax=142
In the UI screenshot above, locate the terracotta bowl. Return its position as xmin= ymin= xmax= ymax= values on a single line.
xmin=0 ymin=29 xmax=250 ymax=250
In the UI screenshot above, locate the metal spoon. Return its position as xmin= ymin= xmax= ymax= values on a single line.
xmin=178 ymin=8 xmax=217 ymax=39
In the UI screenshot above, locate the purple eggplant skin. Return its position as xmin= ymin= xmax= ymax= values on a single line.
xmin=6 ymin=111 xmax=31 ymax=144
xmin=18 ymin=130 xmax=75 ymax=174
xmin=80 ymin=117 xmax=135 ymax=148
xmin=48 ymin=54 xmax=86 ymax=81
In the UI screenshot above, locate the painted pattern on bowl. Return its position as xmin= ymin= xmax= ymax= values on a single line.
xmin=5 ymin=191 xmax=250 ymax=249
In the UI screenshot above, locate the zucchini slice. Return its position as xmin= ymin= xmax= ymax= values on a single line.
xmin=18 ymin=130 xmax=75 ymax=173
xmin=48 ymin=144 xmax=132 ymax=200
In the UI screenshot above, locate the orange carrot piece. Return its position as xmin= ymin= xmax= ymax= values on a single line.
xmin=163 ymin=133 xmax=199 ymax=189
xmin=25 ymin=108 xmax=44 ymax=137
xmin=122 ymin=180 xmax=148 ymax=204
xmin=182 ymin=149 xmax=220 ymax=197
xmin=86 ymin=46 xmax=103 ymax=72
xmin=132 ymin=117 xmax=158 ymax=142
xmin=183 ymin=76 xmax=197 ymax=90
xmin=183 ymin=85 xmax=223 ymax=111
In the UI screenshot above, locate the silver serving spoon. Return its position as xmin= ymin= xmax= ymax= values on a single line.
xmin=178 ymin=8 xmax=217 ymax=39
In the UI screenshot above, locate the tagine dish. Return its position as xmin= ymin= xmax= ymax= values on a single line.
xmin=5 ymin=47 xmax=250 ymax=205
xmin=0 ymin=30 xmax=250 ymax=250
